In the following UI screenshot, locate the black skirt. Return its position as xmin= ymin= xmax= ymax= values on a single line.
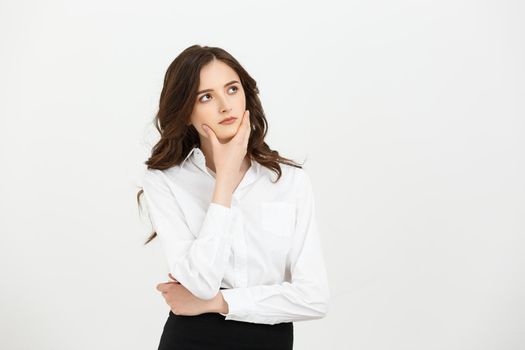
xmin=157 ymin=304 xmax=294 ymax=350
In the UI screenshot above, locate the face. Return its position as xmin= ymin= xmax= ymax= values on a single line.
xmin=188 ymin=59 xmax=246 ymax=144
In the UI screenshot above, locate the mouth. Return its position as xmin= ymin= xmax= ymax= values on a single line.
xmin=219 ymin=116 xmax=237 ymax=124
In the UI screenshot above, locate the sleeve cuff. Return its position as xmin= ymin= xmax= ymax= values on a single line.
xmin=197 ymin=202 xmax=234 ymax=240
xmin=219 ymin=288 xmax=253 ymax=320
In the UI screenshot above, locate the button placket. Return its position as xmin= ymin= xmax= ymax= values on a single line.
xmin=237 ymin=209 xmax=248 ymax=288
xmin=230 ymin=200 xmax=248 ymax=288
xmin=231 ymin=206 xmax=242 ymax=289
xmin=231 ymin=209 xmax=239 ymax=288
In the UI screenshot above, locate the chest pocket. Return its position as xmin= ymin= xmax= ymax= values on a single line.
xmin=261 ymin=201 xmax=296 ymax=237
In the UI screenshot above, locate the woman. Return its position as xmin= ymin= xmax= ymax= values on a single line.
xmin=137 ymin=44 xmax=330 ymax=350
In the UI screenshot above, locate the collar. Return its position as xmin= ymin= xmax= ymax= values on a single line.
xmin=181 ymin=146 xmax=260 ymax=179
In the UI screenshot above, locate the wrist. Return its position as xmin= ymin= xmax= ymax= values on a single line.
xmin=213 ymin=291 xmax=229 ymax=314
xmin=212 ymin=188 xmax=232 ymax=208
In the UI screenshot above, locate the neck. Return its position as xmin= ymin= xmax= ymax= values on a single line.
xmin=199 ymin=138 xmax=251 ymax=174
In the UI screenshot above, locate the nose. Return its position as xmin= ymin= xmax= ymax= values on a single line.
xmin=217 ymin=95 xmax=232 ymax=114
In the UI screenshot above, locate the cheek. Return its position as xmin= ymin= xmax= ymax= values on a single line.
xmin=190 ymin=107 xmax=216 ymax=131
xmin=191 ymin=105 xmax=211 ymax=122
xmin=237 ymin=90 xmax=246 ymax=102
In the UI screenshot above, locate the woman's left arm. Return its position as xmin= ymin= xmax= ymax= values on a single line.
xmin=218 ymin=170 xmax=330 ymax=325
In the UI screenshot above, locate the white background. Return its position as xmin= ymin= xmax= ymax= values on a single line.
xmin=1 ymin=0 xmax=524 ymax=349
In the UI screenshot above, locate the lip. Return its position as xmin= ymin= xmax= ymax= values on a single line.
xmin=219 ymin=116 xmax=237 ymax=125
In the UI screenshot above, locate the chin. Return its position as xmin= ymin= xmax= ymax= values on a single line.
xmin=217 ymin=130 xmax=236 ymax=138
xmin=217 ymin=134 xmax=235 ymax=144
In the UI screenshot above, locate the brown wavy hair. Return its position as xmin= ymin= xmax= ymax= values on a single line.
xmin=137 ymin=44 xmax=304 ymax=245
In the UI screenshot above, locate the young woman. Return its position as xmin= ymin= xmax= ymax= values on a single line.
xmin=137 ymin=44 xmax=330 ymax=350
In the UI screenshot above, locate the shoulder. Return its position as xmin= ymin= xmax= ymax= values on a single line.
xmin=285 ymin=164 xmax=315 ymax=202
xmin=281 ymin=163 xmax=311 ymax=187
xmin=290 ymin=164 xmax=309 ymax=181
xmin=142 ymin=168 xmax=163 ymax=186
xmin=141 ymin=166 xmax=181 ymax=190
xmin=269 ymin=162 xmax=313 ymax=194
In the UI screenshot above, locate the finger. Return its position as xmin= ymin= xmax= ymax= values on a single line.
xmin=157 ymin=282 xmax=174 ymax=293
xmin=241 ymin=110 xmax=251 ymax=144
xmin=168 ymin=273 xmax=178 ymax=282
xmin=202 ymin=124 xmax=219 ymax=146
xmin=246 ymin=110 xmax=252 ymax=138
xmin=233 ymin=110 xmax=250 ymax=143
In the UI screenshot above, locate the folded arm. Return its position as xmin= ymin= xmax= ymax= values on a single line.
xmin=219 ymin=170 xmax=330 ymax=325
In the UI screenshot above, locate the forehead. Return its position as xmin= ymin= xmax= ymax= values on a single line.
xmin=199 ymin=60 xmax=239 ymax=87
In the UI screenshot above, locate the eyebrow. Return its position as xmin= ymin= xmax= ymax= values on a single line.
xmin=196 ymin=80 xmax=240 ymax=95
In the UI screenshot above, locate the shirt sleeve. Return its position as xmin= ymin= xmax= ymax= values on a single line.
xmin=219 ymin=169 xmax=330 ymax=325
xmin=141 ymin=169 xmax=234 ymax=301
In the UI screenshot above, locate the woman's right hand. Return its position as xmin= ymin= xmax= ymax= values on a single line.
xmin=201 ymin=110 xmax=251 ymax=192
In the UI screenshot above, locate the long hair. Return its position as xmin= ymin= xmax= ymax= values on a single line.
xmin=138 ymin=44 xmax=303 ymax=245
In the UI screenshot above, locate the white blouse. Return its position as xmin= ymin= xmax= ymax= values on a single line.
xmin=141 ymin=146 xmax=330 ymax=325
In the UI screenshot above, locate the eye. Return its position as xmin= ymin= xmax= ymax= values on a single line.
xmin=199 ymin=94 xmax=212 ymax=103
xmin=199 ymin=85 xmax=239 ymax=103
